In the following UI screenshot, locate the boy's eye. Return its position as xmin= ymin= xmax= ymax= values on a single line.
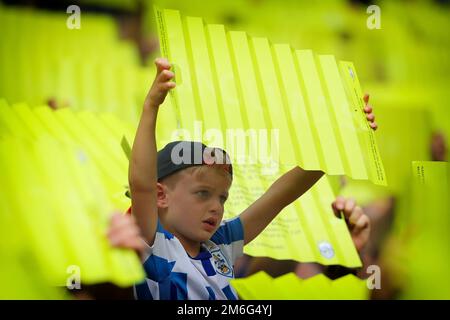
xmin=196 ymin=190 xmax=210 ymax=198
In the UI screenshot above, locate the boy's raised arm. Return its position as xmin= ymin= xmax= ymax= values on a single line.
xmin=128 ymin=58 xmax=175 ymax=245
xmin=239 ymin=167 xmax=324 ymax=245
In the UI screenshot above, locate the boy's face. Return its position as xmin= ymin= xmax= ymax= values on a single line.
xmin=159 ymin=165 xmax=232 ymax=246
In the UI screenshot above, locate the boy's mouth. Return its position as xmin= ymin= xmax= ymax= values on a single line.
xmin=202 ymin=217 xmax=218 ymax=231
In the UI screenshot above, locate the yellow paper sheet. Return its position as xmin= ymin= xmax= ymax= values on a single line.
xmin=0 ymin=101 xmax=145 ymax=290
xmin=231 ymin=271 xmax=368 ymax=300
xmin=154 ymin=7 xmax=386 ymax=185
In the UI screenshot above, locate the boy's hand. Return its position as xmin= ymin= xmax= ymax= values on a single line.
xmin=363 ymin=93 xmax=377 ymax=130
xmin=107 ymin=213 xmax=146 ymax=254
xmin=144 ymin=58 xmax=176 ymax=109
xmin=332 ymin=196 xmax=371 ymax=253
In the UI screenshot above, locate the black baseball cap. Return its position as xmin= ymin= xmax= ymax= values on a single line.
xmin=157 ymin=141 xmax=233 ymax=181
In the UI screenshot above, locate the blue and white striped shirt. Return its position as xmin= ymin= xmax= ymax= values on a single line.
xmin=134 ymin=217 xmax=244 ymax=300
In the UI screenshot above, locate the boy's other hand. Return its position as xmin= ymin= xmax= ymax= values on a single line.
xmin=144 ymin=58 xmax=176 ymax=109
xmin=107 ymin=213 xmax=146 ymax=255
xmin=363 ymin=93 xmax=377 ymax=130
xmin=332 ymin=196 xmax=371 ymax=253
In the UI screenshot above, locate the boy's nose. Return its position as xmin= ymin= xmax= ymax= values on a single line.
xmin=209 ymin=200 xmax=223 ymax=214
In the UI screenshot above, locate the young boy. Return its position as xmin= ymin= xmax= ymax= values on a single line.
xmin=128 ymin=58 xmax=376 ymax=300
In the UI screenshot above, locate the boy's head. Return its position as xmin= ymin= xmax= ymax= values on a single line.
xmin=156 ymin=141 xmax=233 ymax=244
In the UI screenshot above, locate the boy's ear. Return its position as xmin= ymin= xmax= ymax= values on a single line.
xmin=156 ymin=183 xmax=169 ymax=208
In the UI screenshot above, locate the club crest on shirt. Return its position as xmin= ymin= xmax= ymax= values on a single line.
xmin=211 ymin=248 xmax=233 ymax=278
